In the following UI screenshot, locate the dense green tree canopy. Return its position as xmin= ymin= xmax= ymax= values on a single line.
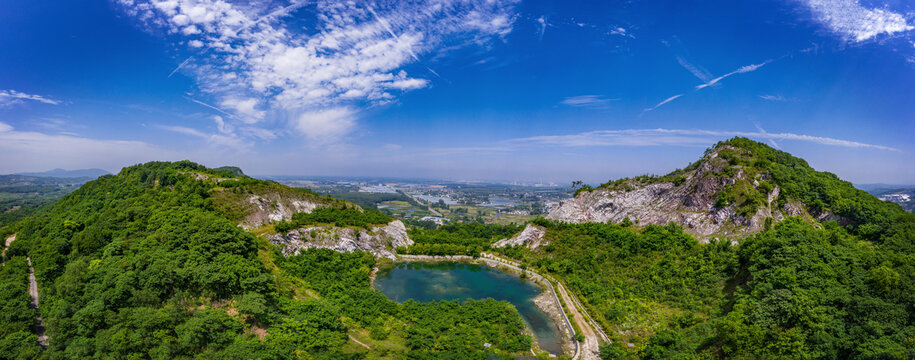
xmin=0 ymin=161 xmax=544 ymax=360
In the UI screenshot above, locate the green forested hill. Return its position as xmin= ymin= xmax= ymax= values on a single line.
xmin=0 ymin=161 xmax=539 ymax=359
xmin=3 ymin=139 xmax=913 ymax=359
xmin=491 ymin=139 xmax=915 ymax=359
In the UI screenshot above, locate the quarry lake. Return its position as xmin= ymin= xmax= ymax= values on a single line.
xmin=373 ymin=261 xmax=563 ymax=355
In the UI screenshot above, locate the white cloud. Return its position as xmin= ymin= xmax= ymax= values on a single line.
xmin=506 ymin=128 xmax=900 ymax=151
xmin=240 ymin=126 xmax=277 ymax=141
xmin=160 ymin=125 xmax=207 ymax=138
xmin=561 ymin=95 xmax=618 ymax=108
xmin=0 ymin=90 xmax=60 ymax=107
xmin=643 ymin=94 xmax=683 ymax=112
xmin=167 ymin=56 xmax=193 ymax=78
xmin=609 ymin=27 xmax=633 ymax=38
xmin=696 ymin=60 xmax=771 ymax=90
xmin=803 ymin=0 xmax=914 ymax=42
xmin=118 ymin=0 xmax=520 ymax=144
xmin=536 ymin=16 xmax=547 ymax=41
xmin=220 ymin=97 xmax=264 ymax=124
xmin=759 ymin=94 xmax=791 ymax=102
xmin=295 ymin=107 xmax=356 ymax=141
xmin=675 ymin=56 xmax=713 ymax=83
xmin=158 ymin=123 xmax=252 ymax=150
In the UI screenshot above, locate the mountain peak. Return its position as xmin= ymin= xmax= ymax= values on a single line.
xmin=549 ymin=137 xmax=892 ymax=240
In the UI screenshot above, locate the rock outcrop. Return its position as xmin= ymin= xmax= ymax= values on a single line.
xmin=548 ymin=145 xmax=828 ymax=241
xmin=493 ymin=224 xmax=548 ymax=248
xmin=266 ymin=220 xmax=412 ymax=259
xmin=241 ymin=194 xmax=320 ymax=229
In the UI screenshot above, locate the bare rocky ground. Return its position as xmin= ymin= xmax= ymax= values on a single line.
xmin=493 ymin=224 xmax=548 ymax=248
xmin=546 ymin=146 xmax=833 ymax=241
xmin=235 ymin=193 xmax=322 ymax=229
xmin=267 ymin=220 xmax=412 ymax=259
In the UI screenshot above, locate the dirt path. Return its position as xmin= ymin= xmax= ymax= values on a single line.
xmin=26 ymin=257 xmax=49 ymax=347
xmin=2 ymin=234 xmax=15 ymax=265
xmin=556 ymin=282 xmax=601 ymax=360
xmin=348 ymin=334 xmax=371 ymax=349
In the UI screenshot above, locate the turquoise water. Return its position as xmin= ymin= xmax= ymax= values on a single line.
xmin=373 ymin=261 xmax=563 ymax=355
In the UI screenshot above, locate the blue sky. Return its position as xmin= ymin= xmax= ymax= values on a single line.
xmin=1 ymin=0 xmax=913 ymax=184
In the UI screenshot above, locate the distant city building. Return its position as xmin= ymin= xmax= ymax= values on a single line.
xmin=359 ymin=185 xmax=398 ymax=193
xmin=880 ymin=193 xmax=911 ymax=203
xmin=419 ymin=216 xmax=448 ymax=225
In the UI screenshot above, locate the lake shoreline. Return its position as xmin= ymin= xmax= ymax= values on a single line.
xmin=375 ymin=254 xmax=576 ymax=357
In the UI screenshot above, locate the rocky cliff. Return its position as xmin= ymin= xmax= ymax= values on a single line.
xmin=493 ymin=224 xmax=548 ymax=248
xmin=548 ymin=142 xmax=835 ymax=241
xmin=266 ymin=220 xmax=412 ymax=259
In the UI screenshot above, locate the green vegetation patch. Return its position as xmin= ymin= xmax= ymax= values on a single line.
xmin=499 ymin=214 xmax=915 ymax=359
xmin=400 ymin=223 xmax=523 ymax=256
xmin=273 ymin=207 xmax=393 ymax=233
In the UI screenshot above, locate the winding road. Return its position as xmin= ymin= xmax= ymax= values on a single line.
xmin=4 ymin=234 xmax=48 ymax=347
xmin=27 ymin=257 xmax=49 ymax=347
xmin=555 ymin=283 xmax=601 ymax=359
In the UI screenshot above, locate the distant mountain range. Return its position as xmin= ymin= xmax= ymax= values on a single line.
xmin=13 ymin=168 xmax=110 ymax=179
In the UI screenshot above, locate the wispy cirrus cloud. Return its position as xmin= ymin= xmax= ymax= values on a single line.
xmin=662 ymin=38 xmax=713 ymax=83
xmin=802 ymin=0 xmax=914 ymax=42
xmin=505 ymin=128 xmax=900 ymax=152
xmin=645 ymin=57 xmax=774 ymax=113
xmin=0 ymin=90 xmax=60 ymax=107
xmin=676 ymin=56 xmax=714 ymax=83
xmin=561 ymin=95 xmax=618 ymax=108
xmin=759 ymin=94 xmax=787 ymax=101
xmin=696 ymin=60 xmax=772 ymax=90
xmin=117 ymin=0 xmax=519 ymax=144
xmin=536 ymin=16 xmax=548 ymax=41
xmin=643 ymin=94 xmax=683 ymax=113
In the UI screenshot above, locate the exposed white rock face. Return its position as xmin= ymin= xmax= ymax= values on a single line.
xmin=493 ymin=224 xmax=548 ymax=248
xmin=546 ymin=146 xmax=831 ymax=241
xmin=266 ymin=220 xmax=412 ymax=259
xmin=241 ymin=195 xmax=320 ymax=229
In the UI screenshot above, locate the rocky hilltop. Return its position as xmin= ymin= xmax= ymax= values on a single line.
xmin=548 ymin=138 xmax=846 ymax=240
xmin=266 ymin=220 xmax=412 ymax=259
xmin=202 ymin=173 xmax=413 ymax=257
